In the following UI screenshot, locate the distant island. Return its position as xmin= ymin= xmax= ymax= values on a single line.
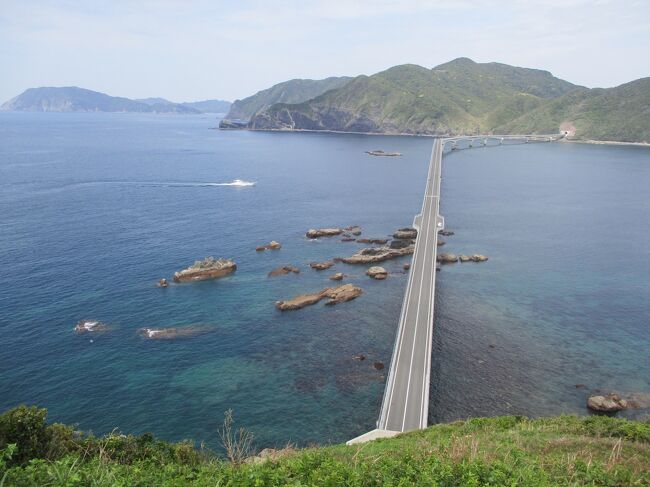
xmin=220 ymin=58 xmax=650 ymax=143
xmin=1 ymin=87 xmax=231 ymax=114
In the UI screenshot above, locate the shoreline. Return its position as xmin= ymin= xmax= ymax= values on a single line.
xmin=235 ymin=127 xmax=650 ymax=147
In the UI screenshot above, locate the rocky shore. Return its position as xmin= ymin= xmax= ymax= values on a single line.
xmin=173 ymin=257 xmax=237 ymax=282
xmin=275 ymin=283 xmax=362 ymax=311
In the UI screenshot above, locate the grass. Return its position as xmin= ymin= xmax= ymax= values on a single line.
xmin=1 ymin=406 xmax=649 ymax=486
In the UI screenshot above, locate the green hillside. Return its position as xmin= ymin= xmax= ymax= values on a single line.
xmin=249 ymin=58 xmax=578 ymax=135
xmin=497 ymin=78 xmax=650 ymax=142
xmin=225 ymin=76 xmax=352 ymax=120
xmin=247 ymin=58 xmax=650 ymax=142
xmin=2 ymin=406 xmax=649 ymax=486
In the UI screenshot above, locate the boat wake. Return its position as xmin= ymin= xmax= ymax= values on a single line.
xmin=53 ymin=179 xmax=258 ymax=190
xmin=201 ymin=179 xmax=256 ymax=187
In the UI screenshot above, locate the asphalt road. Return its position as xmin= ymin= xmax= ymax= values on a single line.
xmin=377 ymin=138 xmax=443 ymax=432
xmin=375 ymin=134 xmax=560 ymax=434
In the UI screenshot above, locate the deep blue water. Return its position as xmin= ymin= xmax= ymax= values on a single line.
xmin=0 ymin=112 xmax=648 ymax=449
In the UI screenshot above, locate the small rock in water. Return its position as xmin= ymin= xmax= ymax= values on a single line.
xmin=389 ymin=239 xmax=413 ymax=249
xmin=437 ymin=253 xmax=458 ymax=264
xmin=357 ymin=238 xmax=388 ymax=245
xmin=403 ymin=263 xmax=411 ymax=271
xmin=575 ymin=384 xmax=587 ymax=389
xmin=275 ymin=284 xmax=363 ymax=311
xmin=393 ymin=228 xmax=418 ymax=239
xmin=439 ymin=230 xmax=454 ymax=236
xmin=373 ymin=361 xmax=385 ymax=371
xmin=587 ymin=393 xmax=628 ymax=413
xmin=437 ymin=240 xmax=445 ymax=246
xmin=157 ymin=278 xmax=168 ymax=288
xmin=257 ymin=241 xmax=282 ymax=251
xmin=268 ymin=265 xmax=300 ymax=277
xmin=344 ymin=225 xmax=362 ymax=236
xmin=329 ymin=272 xmax=345 ymax=281
xmin=353 ymin=354 xmax=366 ymax=361
xmin=366 ymin=266 xmax=388 ymax=280
xmin=306 ymin=228 xmax=343 ymax=239
xmin=173 ymin=257 xmax=236 ymax=282
xmin=74 ymin=319 xmax=108 ymax=333
xmin=310 ymin=261 xmax=334 ymax=270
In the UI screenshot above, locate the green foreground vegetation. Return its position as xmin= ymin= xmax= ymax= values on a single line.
xmin=1 ymin=406 xmax=649 ymax=486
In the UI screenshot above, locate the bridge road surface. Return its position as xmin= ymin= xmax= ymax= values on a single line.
xmin=346 ymin=134 xmax=562 ymax=444
xmin=377 ymin=138 xmax=444 ymax=432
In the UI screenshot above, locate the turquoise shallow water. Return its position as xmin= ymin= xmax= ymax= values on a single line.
xmin=0 ymin=113 xmax=648 ymax=449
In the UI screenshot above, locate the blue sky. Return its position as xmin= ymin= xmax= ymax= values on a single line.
xmin=1 ymin=0 xmax=649 ymax=102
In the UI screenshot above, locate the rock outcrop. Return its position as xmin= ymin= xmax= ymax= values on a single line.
xmin=393 ymin=228 xmax=418 ymax=239
xmin=357 ymin=238 xmax=388 ymax=245
xmin=138 ymin=326 xmax=213 ymax=340
xmin=344 ymin=225 xmax=362 ymax=236
xmin=390 ymin=239 xmax=413 ymax=249
xmin=403 ymin=263 xmax=411 ymax=270
xmin=173 ymin=257 xmax=237 ymax=282
xmin=587 ymin=394 xmax=628 ymax=413
xmin=437 ymin=253 xmax=458 ymax=264
xmin=373 ymin=361 xmax=385 ymax=370
xmin=257 ymin=241 xmax=282 ymax=251
xmin=306 ymin=228 xmax=342 ymax=238
xmin=275 ymin=283 xmax=362 ymax=311
xmin=268 ymin=265 xmax=300 ymax=277
xmin=310 ymin=261 xmax=334 ymax=270
xmin=459 ymin=254 xmax=489 ymax=262
xmin=339 ymin=245 xmax=414 ymax=264
xmin=366 ymin=266 xmax=388 ymax=280
xmin=157 ymin=278 xmax=168 ymax=288
xmin=74 ymin=320 xmax=108 ymax=333
xmin=439 ymin=230 xmax=455 ymax=236
xmin=341 ymin=237 xmax=356 ymax=242
xmin=329 ymin=272 xmax=345 ymax=281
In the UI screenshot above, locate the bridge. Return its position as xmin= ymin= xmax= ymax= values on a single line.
xmin=348 ymin=133 xmax=564 ymax=445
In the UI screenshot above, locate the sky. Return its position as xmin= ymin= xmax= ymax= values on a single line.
xmin=1 ymin=0 xmax=649 ymax=103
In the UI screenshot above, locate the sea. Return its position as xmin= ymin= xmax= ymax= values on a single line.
xmin=0 ymin=112 xmax=648 ymax=449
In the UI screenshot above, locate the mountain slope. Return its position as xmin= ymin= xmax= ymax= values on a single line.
xmin=497 ymin=78 xmax=650 ymax=142
xmin=250 ymin=58 xmax=578 ymax=135
xmin=1 ymin=87 xmax=201 ymax=114
xmin=182 ymin=99 xmax=231 ymax=113
xmin=225 ymin=76 xmax=352 ymax=120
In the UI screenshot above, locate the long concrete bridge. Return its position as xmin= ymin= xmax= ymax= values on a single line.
xmin=348 ymin=133 xmax=564 ymax=445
